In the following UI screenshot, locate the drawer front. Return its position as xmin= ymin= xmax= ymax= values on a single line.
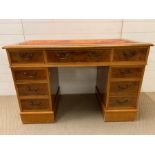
xmin=9 ymin=50 xmax=44 ymax=64
xmin=113 ymin=48 xmax=148 ymax=61
xmin=109 ymin=81 xmax=140 ymax=96
xmin=108 ymin=97 xmax=137 ymax=109
xmin=17 ymin=83 xmax=49 ymax=96
xmin=13 ymin=69 xmax=47 ymax=81
xmin=46 ymin=49 xmax=111 ymax=63
xmin=20 ymin=99 xmax=50 ymax=111
xmin=111 ymin=67 xmax=144 ymax=78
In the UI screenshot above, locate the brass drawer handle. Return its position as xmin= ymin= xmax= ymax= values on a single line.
xmin=120 ymin=69 xmax=132 ymax=75
xmin=56 ymin=52 xmax=70 ymax=60
xmin=27 ymin=86 xmax=39 ymax=93
xmin=88 ymin=52 xmax=95 ymax=57
xmin=88 ymin=52 xmax=100 ymax=58
xmin=118 ymin=84 xmax=132 ymax=90
xmin=19 ymin=53 xmax=33 ymax=60
xmin=116 ymin=99 xmax=128 ymax=104
xmin=29 ymin=101 xmax=41 ymax=106
xmin=122 ymin=51 xmax=136 ymax=59
xmin=23 ymin=71 xmax=37 ymax=78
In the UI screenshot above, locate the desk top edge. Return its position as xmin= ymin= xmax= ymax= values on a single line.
xmin=2 ymin=39 xmax=153 ymax=49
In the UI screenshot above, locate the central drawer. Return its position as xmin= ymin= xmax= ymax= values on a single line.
xmin=46 ymin=49 xmax=111 ymax=63
xmin=109 ymin=81 xmax=140 ymax=96
xmin=16 ymin=83 xmax=49 ymax=96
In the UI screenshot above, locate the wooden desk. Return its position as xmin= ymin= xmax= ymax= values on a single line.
xmin=3 ymin=39 xmax=153 ymax=124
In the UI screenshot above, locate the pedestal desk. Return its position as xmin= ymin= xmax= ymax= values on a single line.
xmin=2 ymin=39 xmax=153 ymax=124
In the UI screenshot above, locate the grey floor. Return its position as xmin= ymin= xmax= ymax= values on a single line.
xmin=0 ymin=93 xmax=155 ymax=135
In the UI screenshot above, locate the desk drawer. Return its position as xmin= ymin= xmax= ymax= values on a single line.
xmin=113 ymin=48 xmax=148 ymax=61
xmin=17 ymin=83 xmax=49 ymax=96
xmin=9 ymin=50 xmax=44 ymax=64
xmin=13 ymin=69 xmax=47 ymax=81
xmin=108 ymin=96 xmax=137 ymax=109
xmin=46 ymin=49 xmax=111 ymax=63
xmin=20 ymin=99 xmax=50 ymax=111
xmin=109 ymin=81 xmax=140 ymax=96
xmin=111 ymin=67 xmax=144 ymax=78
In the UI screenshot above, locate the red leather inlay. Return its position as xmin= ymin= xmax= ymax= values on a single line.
xmin=18 ymin=39 xmax=137 ymax=46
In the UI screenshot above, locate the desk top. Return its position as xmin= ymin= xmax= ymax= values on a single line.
xmin=2 ymin=39 xmax=153 ymax=49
